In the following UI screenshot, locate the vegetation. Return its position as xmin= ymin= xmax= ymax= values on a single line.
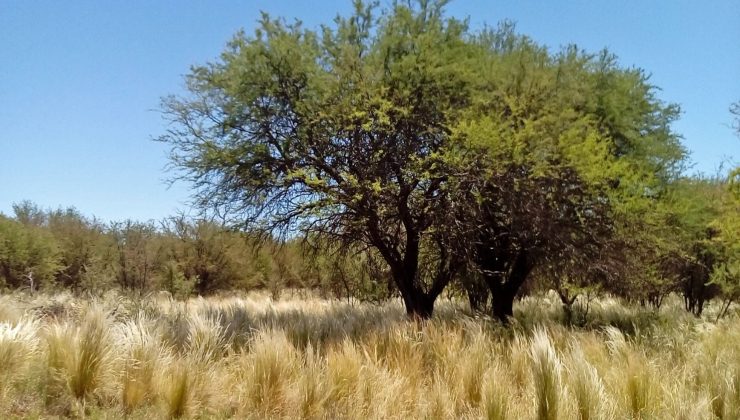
xmin=0 ymin=291 xmax=738 ymax=419
xmin=157 ymin=0 xmax=737 ymax=321
xmin=0 ymin=1 xmax=736 ymax=321
xmin=1 ymin=1 xmax=738 ymax=417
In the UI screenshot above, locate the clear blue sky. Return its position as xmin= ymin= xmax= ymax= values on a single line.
xmin=1 ymin=0 xmax=738 ymax=222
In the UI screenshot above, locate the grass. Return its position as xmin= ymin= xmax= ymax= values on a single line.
xmin=529 ymin=328 xmax=563 ymax=420
xmin=0 ymin=290 xmax=737 ymax=418
xmin=0 ymin=317 xmax=39 ymax=402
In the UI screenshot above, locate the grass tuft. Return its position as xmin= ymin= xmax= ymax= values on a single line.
xmin=529 ymin=328 xmax=563 ymax=420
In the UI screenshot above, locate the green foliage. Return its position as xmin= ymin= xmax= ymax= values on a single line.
xmin=158 ymin=0 xmax=491 ymax=317
xmin=707 ymin=168 xmax=740 ymax=317
xmin=623 ymin=177 xmax=722 ymax=306
xmin=0 ymin=4 xmax=727 ymax=322
xmin=160 ymin=217 xmax=255 ymax=294
xmin=110 ymin=220 xmax=161 ymax=291
xmin=158 ymin=0 xmax=688 ymax=318
xmin=0 ymin=215 xmax=61 ymax=290
xmin=443 ymin=28 xmax=689 ymax=318
xmin=46 ymin=208 xmax=115 ymax=291
xmin=1 ymin=201 xmax=393 ymax=301
xmin=160 ymin=261 xmax=196 ymax=299
xmin=729 ymin=167 xmax=740 ymax=199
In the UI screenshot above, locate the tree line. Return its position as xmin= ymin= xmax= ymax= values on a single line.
xmin=0 ymin=202 xmax=394 ymax=301
xmin=1 ymin=168 xmax=738 ymax=321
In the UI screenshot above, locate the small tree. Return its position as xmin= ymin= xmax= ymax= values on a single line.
xmin=0 ymin=215 xmax=61 ymax=290
xmin=161 ymin=217 xmax=252 ymax=295
xmin=110 ymin=220 xmax=161 ymax=292
xmin=46 ymin=207 xmax=112 ymax=290
xmin=458 ymin=165 xmax=614 ymax=322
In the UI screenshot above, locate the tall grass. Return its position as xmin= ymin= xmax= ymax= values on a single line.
xmin=160 ymin=358 xmax=193 ymax=419
xmin=529 ymin=328 xmax=564 ymax=420
xmin=481 ymin=363 xmax=510 ymax=420
xmin=240 ymin=329 xmax=298 ymax=415
xmin=565 ymin=345 xmax=610 ymax=419
xmin=118 ymin=315 xmax=161 ymax=412
xmin=0 ymin=290 xmax=737 ymax=418
xmin=68 ymin=306 xmax=112 ymax=401
xmin=0 ymin=318 xmax=39 ymax=403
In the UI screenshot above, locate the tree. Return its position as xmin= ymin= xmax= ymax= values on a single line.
xmin=160 ymin=1 xmax=477 ymax=318
xmin=110 ymin=220 xmax=161 ymax=292
xmin=711 ymin=104 xmax=740 ymax=317
xmin=443 ymin=35 xmax=685 ymax=321
xmin=455 ymin=164 xmax=616 ymax=322
xmin=708 ymin=167 xmax=740 ymax=319
xmin=12 ymin=201 xmax=47 ymax=227
xmin=46 ymin=207 xmax=112 ymax=290
xmin=659 ymin=179 xmax=725 ymax=315
xmin=160 ymin=216 xmax=254 ymax=295
xmin=0 ymin=215 xmax=61 ymax=290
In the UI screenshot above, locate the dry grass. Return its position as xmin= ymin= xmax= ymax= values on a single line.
xmin=0 ymin=290 xmax=737 ymax=418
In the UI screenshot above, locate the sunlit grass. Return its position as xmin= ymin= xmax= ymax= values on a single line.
xmin=0 ymin=289 xmax=737 ymax=418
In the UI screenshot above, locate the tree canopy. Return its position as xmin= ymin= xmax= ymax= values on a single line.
xmin=160 ymin=1 xmax=691 ymax=319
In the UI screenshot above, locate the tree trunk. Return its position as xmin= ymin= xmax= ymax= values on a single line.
xmin=388 ymin=259 xmax=433 ymax=320
xmin=386 ymin=241 xmax=458 ymax=320
xmin=394 ymin=264 xmax=440 ymax=320
xmin=401 ymin=291 xmax=435 ymax=320
xmin=368 ymin=221 xmax=457 ymax=320
xmin=490 ymin=284 xmax=516 ymax=323
xmin=557 ymin=290 xmax=578 ymax=325
xmin=484 ymin=251 xmax=532 ymax=324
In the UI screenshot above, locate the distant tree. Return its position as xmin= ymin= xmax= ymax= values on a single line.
xmin=636 ymin=177 xmax=730 ymax=316
xmin=110 ymin=220 xmax=161 ymax=292
xmin=0 ymin=215 xmax=61 ymax=290
xmin=730 ymin=167 xmax=740 ymax=199
xmin=12 ymin=200 xmax=47 ymax=227
xmin=46 ymin=207 xmax=112 ymax=290
xmin=708 ymin=168 xmax=740 ymax=319
xmin=302 ymin=243 xmax=396 ymax=302
xmin=161 ymin=216 xmax=252 ymax=295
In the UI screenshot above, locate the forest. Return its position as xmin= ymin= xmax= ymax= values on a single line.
xmin=1 ymin=1 xmax=739 ymax=418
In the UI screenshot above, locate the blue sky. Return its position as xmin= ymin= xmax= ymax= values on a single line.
xmin=1 ymin=0 xmax=738 ymax=222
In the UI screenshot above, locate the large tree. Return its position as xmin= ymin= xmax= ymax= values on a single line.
xmin=444 ymin=34 xmax=686 ymax=321
xmin=160 ymin=1 xmax=476 ymax=318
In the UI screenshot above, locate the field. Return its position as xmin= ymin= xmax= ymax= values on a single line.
xmin=1 ymin=291 xmax=739 ymax=419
